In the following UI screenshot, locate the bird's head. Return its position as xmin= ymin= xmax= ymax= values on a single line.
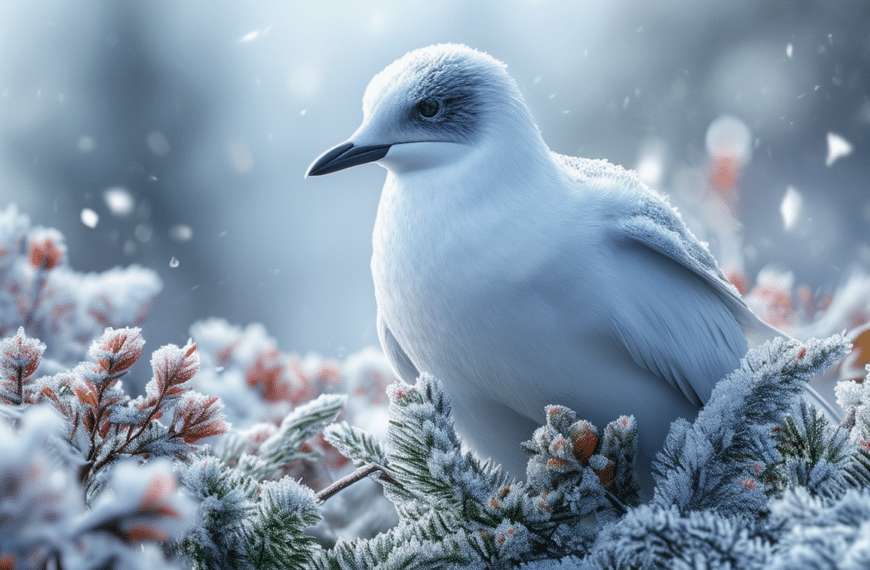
xmin=306 ymin=44 xmax=544 ymax=177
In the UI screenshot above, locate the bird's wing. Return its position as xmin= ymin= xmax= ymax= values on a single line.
xmin=554 ymin=153 xmax=785 ymax=405
xmin=377 ymin=313 xmax=420 ymax=383
xmin=617 ymin=176 xmax=786 ymax=349
xmin=553 ymin=153 xmax=784 ymax=348
xmin=607 ymin=236 xmax=750 ymax=406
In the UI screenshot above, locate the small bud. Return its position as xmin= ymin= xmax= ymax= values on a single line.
xmin=568 ymin=419 xmax=599 ymax=464
xmin=595 ymin=462 xmax=615 ymax=486
xmin=545 ymin=405 xmax=578 ymax=433
xmin=89 ymin=327 xmax=145 ymax=376
xmin=546 ymin=457 xmax=572 ymax=470
xmin=589 ymin=454 xmax=615 ymax=485
xmin=0 ymin=327 xmax=45 ymax=382
xmin=549 ymin=437 xmax=571 ymax=457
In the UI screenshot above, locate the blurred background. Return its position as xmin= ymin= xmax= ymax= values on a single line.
xmin=0 ymin=0 xmax=867 ymax=358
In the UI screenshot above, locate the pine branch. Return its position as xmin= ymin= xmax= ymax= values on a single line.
xmin=315 ymin=463 xmax=403 ymax=502
xmin=653 ymin=335 xmax=850 ymax=516
xmin=323 ymin=421 xmax=388 ymax=466
xmin=237 ymin=393 xmax=345 ymax=481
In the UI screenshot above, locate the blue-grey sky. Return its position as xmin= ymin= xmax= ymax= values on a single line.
xmin=1 ymin=0 xmax=867 ymax=358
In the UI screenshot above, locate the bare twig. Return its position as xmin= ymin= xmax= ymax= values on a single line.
xmin=316 ymin=463 xmax=403 ymax=502
xmin=604 ymin=489 xmax=628 ymax=516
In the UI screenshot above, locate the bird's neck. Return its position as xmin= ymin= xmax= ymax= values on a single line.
xmin=372 ymin=115 xmax=562 ymax=289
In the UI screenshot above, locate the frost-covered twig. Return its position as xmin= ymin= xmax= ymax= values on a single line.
xmin=315 ymin=463 xmax=404 ymax=502
xmin=652 ymin=335 xmax=851 ymax=516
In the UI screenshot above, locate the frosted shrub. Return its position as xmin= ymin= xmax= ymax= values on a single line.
xmin=4 ymin=204 xmax=870 ymax=569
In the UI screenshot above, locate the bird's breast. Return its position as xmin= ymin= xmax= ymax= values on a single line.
xmin=371 ymin=176 xmax=609 ymax=405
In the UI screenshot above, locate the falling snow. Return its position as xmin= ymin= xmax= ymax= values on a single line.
xmin=705 ymin=115 xmax=752 ymax=166
xmin=780 ymin=186 xmax=803 ymax=230
xmin=146 ymin=131 xmax=171 ymax=156
xmin=80 ymin=208 xmax=99 ymax=228
xmin=104 ymin=186 xmax=135 ymax=216
xmin=170 ymin=224 xmax=193 ymax=242
xmin=825 ymin=132 xmax=853 ymax=167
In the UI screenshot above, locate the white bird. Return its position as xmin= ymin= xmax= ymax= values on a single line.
xmin=306 ymin=44 xmax=837 ymax=488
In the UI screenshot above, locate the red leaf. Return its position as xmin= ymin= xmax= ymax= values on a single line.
xmin=0 ymin=327 xmax=46 ymax=385
xmin=74 ymin=380 xmax=99 ymax=408
xmin=125 ymin=524 xmax=169 ymax=542
xmin=246 ymin=348 xmax=291 ymax=402
xmin=89 ymin=327 xmax=145 ymax=376
xmin=149 ymin=340 xmax=200 ymax=398
xmin=27 ymin=229 xmax=66 ymax=270
xmin=171 ymin=392 xmax=228 ymax=444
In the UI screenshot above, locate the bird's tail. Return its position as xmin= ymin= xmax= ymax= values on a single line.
xmin=804 ymin=384 xmax=843 ymax=425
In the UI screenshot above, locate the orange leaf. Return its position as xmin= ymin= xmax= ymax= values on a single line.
xmin=568 ymin=420 xmax=599 ymax=465
xmin=125 ymin=523 xmax=169 ymax=542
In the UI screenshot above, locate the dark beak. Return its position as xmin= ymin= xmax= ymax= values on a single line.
xmin=305 ymin=142 xmax=393 ymax=177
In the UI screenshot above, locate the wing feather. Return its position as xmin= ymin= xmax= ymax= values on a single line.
xmin=377 ymin=314 xmax=420 ymax=383
xmin=553 ymin=152 xmax=784 ymax=404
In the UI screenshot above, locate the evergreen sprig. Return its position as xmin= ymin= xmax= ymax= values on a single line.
xmin=652 ymin=335 xmax=851 ymax=517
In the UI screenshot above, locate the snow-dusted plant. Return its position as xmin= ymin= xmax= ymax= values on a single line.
xmin=652 ymin=335 xmax=851 ymax=516
xmin=26 ymin=327 xmax=227 ymax=500
xmin=732 ymin=265 xmax=870 ymax=384
xmin=835 ymin=362 xmax=870 ymax=446
xmin=319 ymin=373 xmax=634 ymax=569
xmin=317 ymin=334 xmax=870 ymax=569
xmin=177 ymin=404 xmax=338 ymax=570
xmin=188 ymin=317 xmax=398 ymax=543
xmin=0 ymin=323 xmax=349 ymax=570
xmin=522 ymin=405 xmax=640 ymax=508
xmin=0 ymin=405 xmax=196 ymax=570
xmin=0 ymin=205 xmax=162 ymax=366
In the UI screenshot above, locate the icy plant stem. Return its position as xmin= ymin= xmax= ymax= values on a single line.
xmin=315 ymin=463 xmax=403 ymax=502
xmin=605 ymin=490 xmax=628 ymax=515
xmin=22 ymin=270 xmax=46 ymax=330
xmin=80 ymin=387 xmax=112 ymax=483
xmin=81 ymin=371 xmax=132 ymax=483
xmin=85 ymin=390 xmax=156 ymax=481
xmin=12 ymin=365 xmax=23 ymax=404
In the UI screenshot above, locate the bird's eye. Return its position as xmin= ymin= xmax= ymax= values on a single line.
xmin=417 ymin=97 xmax=440 ymax=118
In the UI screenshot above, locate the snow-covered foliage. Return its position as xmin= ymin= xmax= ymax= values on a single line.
xmin=4 ymin=205 xmax=870 ymax=570
xmin=187 ymin=317 xmax=399 ymax=543
xmin=729 ymin=265 xmax=870 ymax=387
xmin=652 ymin=335 xmax=850 ymax=516
xmin=0 ymin=204 xmax=162 ymax=366
xmin=318 ymin=373 xmax=624 ymax=569
xmin=315 ymin=337 xmax=870 ymax=569
xmin=0 ymin=211 xmax=394 ymax=568
xmin=0 ymin=405 xmax=195 ymax=570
